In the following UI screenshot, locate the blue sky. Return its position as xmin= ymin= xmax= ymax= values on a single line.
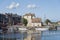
xmin=0 ymin=0 xmax=60 ymax=22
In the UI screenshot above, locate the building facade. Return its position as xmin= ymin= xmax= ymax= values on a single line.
xmin=5 ymin=13 xmax=22 ymax=25
xmin=0 ymin=13 xmax=22 ymax=32
xmin=23 ymin=13 xmax=42 ymax=27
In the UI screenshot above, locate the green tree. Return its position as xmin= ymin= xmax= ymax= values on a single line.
xmin=45 ymin=19 xmax=51 ymax=25
xmin=22 ymin=18 xmax=28 ymax=26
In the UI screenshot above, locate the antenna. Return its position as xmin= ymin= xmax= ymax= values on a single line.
xmin=44 ymin=14 xmax=46 ymax=22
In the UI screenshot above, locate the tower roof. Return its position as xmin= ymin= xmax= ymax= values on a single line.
xmin=32 ymin=18 xmax=41 ymax=23
xmin=24 ymin=13 xmax=35 ymax=16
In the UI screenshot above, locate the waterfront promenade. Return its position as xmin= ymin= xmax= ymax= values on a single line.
xmin=8 ymin=25 xmax=49 ymax=40
xmin=0 ymin=25 xmax=44 ymax=40
xmin=1 ymin=25 xmax=60 ymax=40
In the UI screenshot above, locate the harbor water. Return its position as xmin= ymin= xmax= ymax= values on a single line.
xmin=0 ymin=30 xmax=60 ymax=40
xmin=41 ymin=30 xmax=60 ymax=40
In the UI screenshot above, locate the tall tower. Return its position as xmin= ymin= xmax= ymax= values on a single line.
xmin=23 ymin=13 xmax=35 ymax=26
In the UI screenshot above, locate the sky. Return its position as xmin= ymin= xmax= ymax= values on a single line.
xmin=0 ymin=0 xmax=60 ymax=22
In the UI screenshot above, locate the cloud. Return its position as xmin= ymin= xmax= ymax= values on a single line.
xmin=6 ymin=2 xmax=20 ymax=9
xmin=15 ymin=3 xmax=19 ymax=8
xmin=27 ymin=4 xmax=36 ymax=8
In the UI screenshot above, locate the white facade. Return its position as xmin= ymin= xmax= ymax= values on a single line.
xmin=23 ymin=16 xmax=32 ymax=26
xmin=58 ymin=22 xmax=60 ymax=25
xmin=31 ymin=23 xmax=41 ymax=27
xmin=23 ymin=13 xmax=42 ymax=27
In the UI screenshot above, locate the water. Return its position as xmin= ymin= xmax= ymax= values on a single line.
xmin=0 ymin=30 xmax=60 ymax=40
xmin=0 ymin=32 xmax=27 ymax=40
xmin=41 ymin=30 xmax=60 ymax=40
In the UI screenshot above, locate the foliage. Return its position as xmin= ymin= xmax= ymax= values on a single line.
xmin=22 ymin=18 xmax=28 ymax=26
xmin=45 ymin=19 xmax=51 ymax=25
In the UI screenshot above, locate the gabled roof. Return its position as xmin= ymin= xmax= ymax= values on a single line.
xmin=57 ymin=21 xmax=60 ymax=23
xmin=24 ymin=13 xmax=35 ymax=16
xmin=32 ymin=18 xmax=41 ymax=23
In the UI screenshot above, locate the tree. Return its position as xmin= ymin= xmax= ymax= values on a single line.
xmin=22 ymin=18 xmax=28 ymax=26
xmin=45 ymin=19 xmax=51 ymax=25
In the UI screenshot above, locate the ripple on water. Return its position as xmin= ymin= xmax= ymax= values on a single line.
xmin=41 ymin=30 xmax=60 ymax=40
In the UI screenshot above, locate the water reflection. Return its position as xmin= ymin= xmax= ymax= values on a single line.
xmin=41 ymin=30 xmax=60 ymax=40
xmin=0 ymin=32 xmax=27 ymax=40
xmin=1 ymin=30 xmax=60 ymax=40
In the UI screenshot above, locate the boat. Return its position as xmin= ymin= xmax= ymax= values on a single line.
xmin=35 ymin=28 xmax=48 ymax=31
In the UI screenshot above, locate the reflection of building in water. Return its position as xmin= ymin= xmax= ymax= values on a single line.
xmin=31 ymin=31 xmax=41 ymax=40
xmin=24 ymin=30 xmax=41 ymax=40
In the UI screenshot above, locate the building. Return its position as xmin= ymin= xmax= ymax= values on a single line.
xmin=31 ymin=18 xmax=42 ymax=27
xmin=5 ymin=13 xmax=22 ymax=25
xmin=0 ymin=13 xmax=22 ymax=33
xmin=23 ymin=13 xmax=42 ymax=27
xmin=0 ymin=14 xmax=8 ymax=24
xmin=0 ymin=14 xmax=8 ymax=32
xmin=57 ymin=21 xmax=60 ymax=25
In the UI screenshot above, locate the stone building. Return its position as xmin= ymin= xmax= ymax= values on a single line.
xmin=0 ymin=13 xmax=22 ymax=32
xmin=5 ymin=13 xmax=22 ymax=25
xmin=23 ymin=13 xmax=42 ymax=27
xmin=57 ymin=21 xmax=60 ymax=25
